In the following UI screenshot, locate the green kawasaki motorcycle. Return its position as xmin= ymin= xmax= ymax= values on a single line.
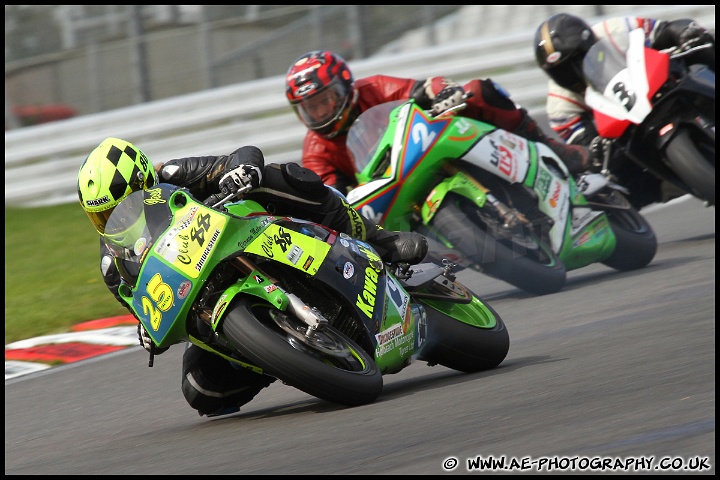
xmin=104 ymin=183 xmax=509 ymax=408
xmin=346 ymin=99 xmax=657 ymax=295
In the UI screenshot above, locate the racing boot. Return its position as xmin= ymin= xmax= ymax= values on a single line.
xmin=364 ymin=226 xmax=429 ymax=265
xmin=513 ymin=109 xmax=592 ymax=175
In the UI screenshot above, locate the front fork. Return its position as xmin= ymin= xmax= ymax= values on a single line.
xmin=420 ymin=164 xmax=530 ymax=231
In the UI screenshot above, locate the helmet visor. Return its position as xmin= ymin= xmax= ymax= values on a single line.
xmin=546 ymin=57 xmax=587 ymax=94
xmin=292 ymin=78 xmax=349 ymax=131
xmin=103 ymin=190 xmax=151 ymax=262
xmin=86 ymin=207 xmax=115 ymax=234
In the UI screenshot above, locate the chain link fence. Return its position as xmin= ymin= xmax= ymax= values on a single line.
xmin=5 ymin=5 xmax=666 ymax=128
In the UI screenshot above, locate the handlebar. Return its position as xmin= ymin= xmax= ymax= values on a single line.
xmin=662 ymin=42 xmax=714 ymax=59
xmin=208 ymin=183 xmax=253 ymax=209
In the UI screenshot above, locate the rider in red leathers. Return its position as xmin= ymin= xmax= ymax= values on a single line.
xmin=286 ymin=50 xmax=593 ymax=194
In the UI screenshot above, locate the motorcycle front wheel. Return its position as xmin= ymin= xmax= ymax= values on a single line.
xmin=664 ymin=127 xmax=715 ymax=206
xmin=222 ymin=295 xmax=383 ymax=407
xmin=598 ymin=191 xmax=658 ymax=271
xmin=427 ymin=193 xmax=567 ymax=295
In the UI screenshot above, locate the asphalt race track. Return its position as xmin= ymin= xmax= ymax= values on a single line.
xmin=5 ymin=195 xmax=715 ymax=475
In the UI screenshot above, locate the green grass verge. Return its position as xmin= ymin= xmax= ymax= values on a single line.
xmin=5 ymin=203 xmax=131 ymax=345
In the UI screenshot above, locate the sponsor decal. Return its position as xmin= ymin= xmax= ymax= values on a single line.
xmin=303 ymin=256 xmax=314 ymax=271
xmin=386 ymin=275 xmax=410 ymax=321
xmin=253 ymin=274 xmax=264 ymax=283
xmin=143 ymin=187 xmax=166 ymax=206
xmin=536 ymin=168 xmax=552 ymax=200
xmin=572 ymin=217 xmax=609 ymax=248
xmin=174 ymin=206 xmax=198 ymax=231
xmin=194 ymin=228 xmax=220 ymax=272
xmin=211 ymin=295 xmax=229 ymax=328
xmin=494 ymin=143 xmax=515 ymax=179
xmin=416 ymin=305 xmax=427 ymax=347
xmin=287 ymin=244 xmax=303 ymax=265
xmin=343 ymin=261 xmax=355 ymax=279
xmin=264 ymin=284 xmax=279 ymax=293
xmin=375 ymin=323 xmax=404 ymax=346
xmin=86 ymin=196 xmax=110 ymax=207
xmin=156 ymin=205 xmax=225 ymax=278
xmin=356 ymin=266 xmax=379 ymax=318
xmin=133 ymin=237 xmax=148 ymax=256
xmin=547 ymin=51 xmax=561 ymax=63
xmin=177 ymin=280 xmax=192 ymax=299
xmin=374 ymin=323 xmax=415 ymax=357
xmin=245 ymin=223 xmax=330 ymax=275
xmin=549 ymin=181 xmax=562 ymax=208
xmin=357 ymin=243 xmax=383 ymax=271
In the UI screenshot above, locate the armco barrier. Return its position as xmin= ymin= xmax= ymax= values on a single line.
xmin=5 ymin=5 xmax=714 ymax=207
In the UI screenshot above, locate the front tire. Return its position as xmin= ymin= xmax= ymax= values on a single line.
xmin=599 ymin=191 xmax=657 ymax=271
xmin=222 ymin=296 xmax=383 ymax=407
xmin=664 ymin=127 xmax=715 ymax=206
xmin=428 ymin=194 xmax=566 ymax=295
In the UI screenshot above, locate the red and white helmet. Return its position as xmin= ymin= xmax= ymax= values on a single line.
xmin=285 ymin=50 xmax=358 ymax=138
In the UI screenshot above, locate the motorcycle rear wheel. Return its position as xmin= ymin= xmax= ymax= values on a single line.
xmin=427 ymin=193 xmax=566 ymax=295
xmin=222 ymin=295 xmax=383 ymax=407
xmin=417 ymin=287 xmax=510 ymax=372
xmin=664 ymin=127 xmax=715 ymax=206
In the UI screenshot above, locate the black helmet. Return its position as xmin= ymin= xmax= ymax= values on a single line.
xmin=534 ymin=13 xmax=597 ymax=94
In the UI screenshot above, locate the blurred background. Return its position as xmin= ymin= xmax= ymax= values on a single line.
xmin=3 ymin=5 xmax=715 ymax=345
xmin=4 ymin=5 xmax=715 ymax=207
xmin=5 ymin=5 xmax=669 ymax=127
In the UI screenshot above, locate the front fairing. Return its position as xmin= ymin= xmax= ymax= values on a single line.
xmin=107 ymin=185 xmax=275 ymax=347
xmin=582 ymin=27 xmax=709 ymax=192
xmin=583 ymin=28 xmax=670 ymax=138
xmin=346 ymin=100 xmax=491 ymax=230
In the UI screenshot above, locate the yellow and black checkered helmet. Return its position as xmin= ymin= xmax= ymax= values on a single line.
xmin=77 ymin=137 xmax=157 ymax=234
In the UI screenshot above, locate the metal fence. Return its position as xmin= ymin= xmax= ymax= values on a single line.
xmin=4 ymin=5 xmax=715 ymax=207
xmin=5 ymin=5 xmax=674 ymax=121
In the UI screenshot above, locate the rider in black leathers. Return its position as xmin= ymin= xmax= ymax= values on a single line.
xmin=79 ymin=138 xmax=427 ymax=417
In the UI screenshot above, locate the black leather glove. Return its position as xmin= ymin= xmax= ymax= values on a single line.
xmin=137 ymin=323 xmax=169 ymax=354
xmin=218 ymin=164 xmax=263 ymax=195
xmin=430 ymin=85 xmax=465 ymax=116
xmin=679 ymin=22 xmax=714 ymax=52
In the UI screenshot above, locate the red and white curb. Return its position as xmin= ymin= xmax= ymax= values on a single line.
xmin=5 ymin=315 xmax=139 ymax=381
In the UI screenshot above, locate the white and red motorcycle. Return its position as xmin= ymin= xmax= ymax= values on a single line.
xmin=583 ymin=27 xmax=715 ymax=206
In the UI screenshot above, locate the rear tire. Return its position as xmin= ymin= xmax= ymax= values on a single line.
xmin=222 ymin=296 xmax=383 ymax=407
xmin=428 ymin=194 xmax=566 ymax=295
xmin=417 ymin=293 xmax=509 ymax=373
